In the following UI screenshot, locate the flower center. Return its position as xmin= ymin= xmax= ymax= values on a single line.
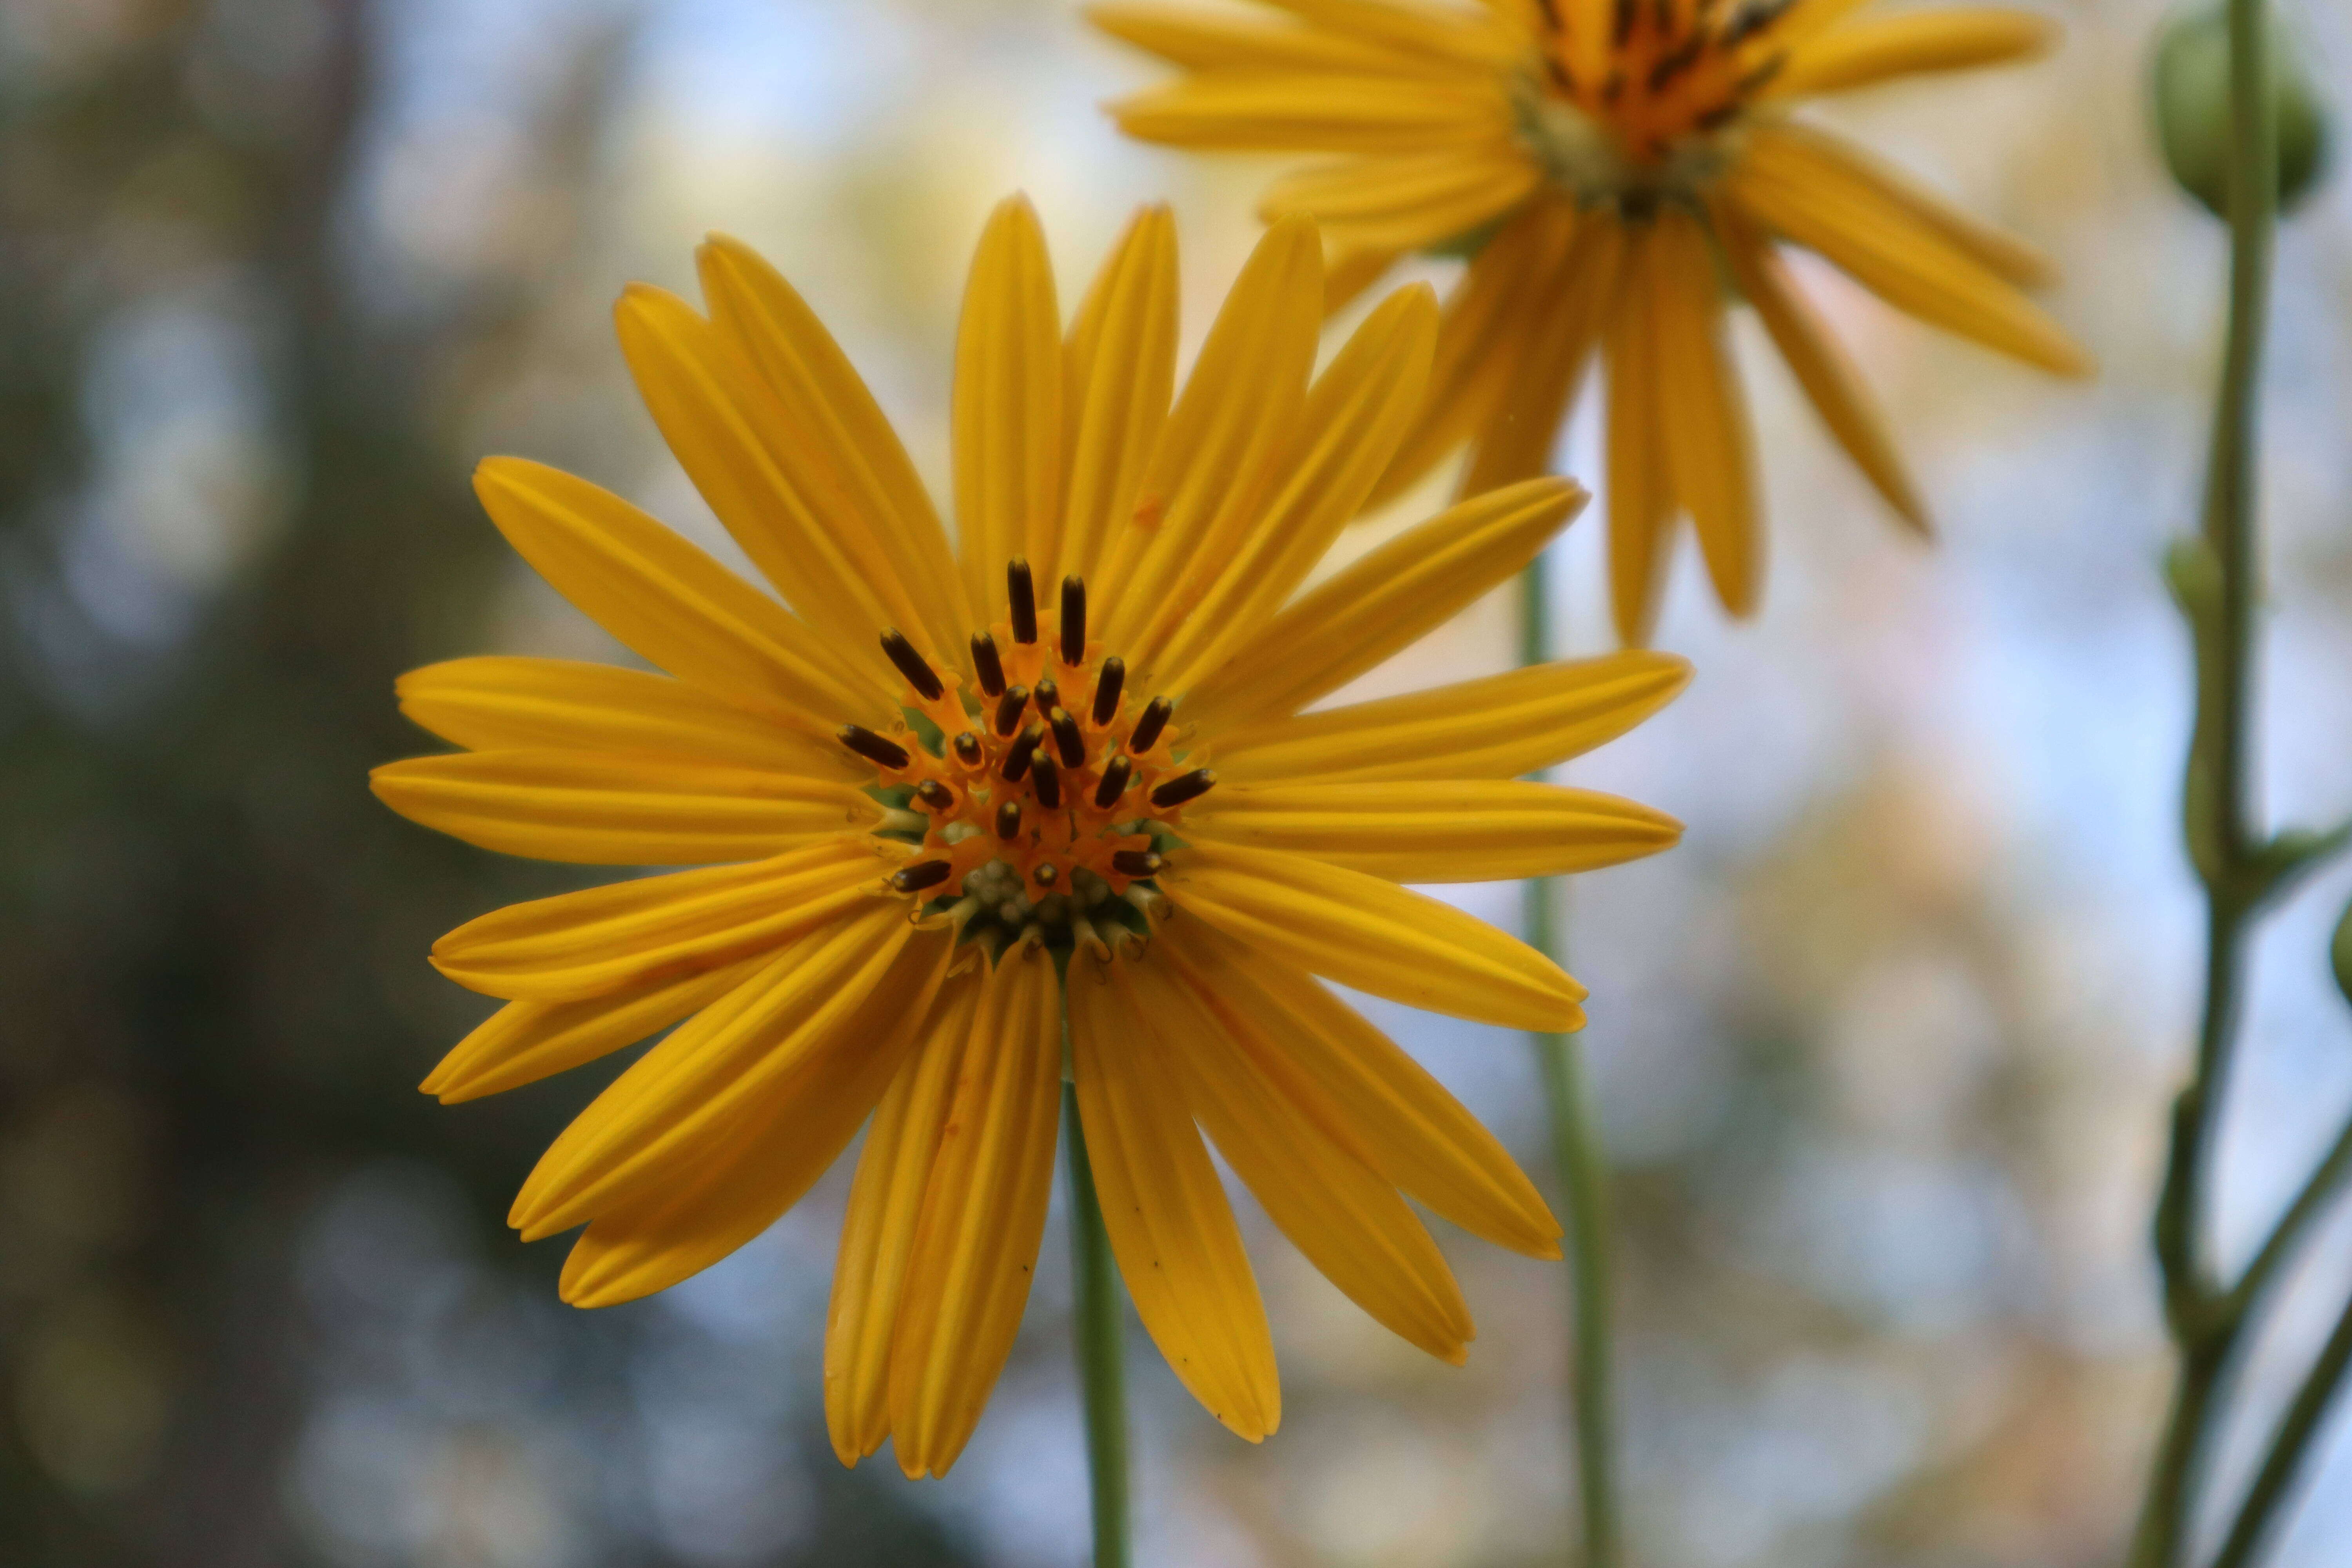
xmin=837 ymin=559 xmax=1210 ymax=959
xmin=1515 ymin=0 xmax=1790 ymax=204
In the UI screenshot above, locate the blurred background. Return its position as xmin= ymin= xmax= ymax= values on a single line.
xmin=4 ymin=0 xmax=2352 ymax=1564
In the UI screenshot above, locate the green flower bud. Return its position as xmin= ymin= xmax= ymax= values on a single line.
xmin=2152 ymin=6 xmax=2332 ymax=219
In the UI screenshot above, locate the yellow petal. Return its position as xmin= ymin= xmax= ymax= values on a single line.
xmin=1603 ymin=224 xmax=1675 ymax=648
xmin=1159 ymin=922 xmax=1561 ymax=1257
xmin=371 ymin=751 xmax=878 ymax=867
xmin=1160 ymin=838 xmax=1586 ymax=1031
xmin=1770 ymin=9 xmax=2058 ymax=101
xmin=1457 ymin=210 xmax=1625 ymax=496
xmin=1061 ymin=205 xmax=1178 ymax=589
xmin=1254 ymin=0 xmax=1523 ymax=70
xmin=472 ymin=457 xmax=882 ymax=733
xmin=954 ymin=196 xmax=1065 ymax=603
xmin=1183 ymin=476 xmax=1584 ymax=731
xmin=1188 ymin=779 xmax=1682 ymax=881
xmin=1136 ymin=956 xmax=1474 ymax=1363
xmin=1259 ymin=145 xmax=1540 ymax=255
xmin=1650 ymin=207 xmax=1761 ymax=619
xmin=614 ymin=283 xmax=949 ymax=675
xmin=1710 ymin=196 xmax=1929 ymax=533
xmin=1087 ymin=0 xmax=1461 ymax=75
xmin=396 ymin=656 xmax=857 ymax=778
xmin=1215 ymin=652 xmax=1691 ymax=784
xmin=423 ymin=956 xmax=768 ymax=1103
xmin=826 ymin=973 xmax=982 ymax=1464
xmin=512 ymin=904 xmax=937 ymax=1238
xmin=430 ymin=837 xmax=887 ymax=1000
xmin=888 ymin=942 xmax=1062 ymax=1477
xmin=1728 ymin=126 xmax=2087 ymax=374
xmin=1107 ymin=72 xmax=1509 ymax=154
xmin=1068 ymin=945 xmax=1279 ymax=1441
xmin=697 ymin=234 xmax=972 ymax=645
xmin=556 ymin=939 xmax=951 ymax=1309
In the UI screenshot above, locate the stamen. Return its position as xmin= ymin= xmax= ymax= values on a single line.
xmin=951 ymin=731 xmax=984 ymax=768
xmin=1150 ymin=768 xmax=1215 ymax=808
xmin=1129 ymin=696 xmax=1172 ymax=754
xmin=1111 ymin=848 xmax=1162 ymax=878
xmin=1033 ymin=753 xmax=1063 ymax=809
xmin=1002 ymin=724 xmax=1044 ymax=782
xmin=1612 ymin=0 xmax=1634 ymax=46
xmin=971 ymin=632 xmax=1007 ymax=697
xmin=840 ymin=724 xmax=910 ymax=770
xmin=891 ymin=860 xmax=954 ymax=893
xmin=1007 ymin=558 xmax=1038 ymax=643
xmin=1093 ymin=755 xmax=1133 ymax=809
xmin=995 ymin=799 xmax=1023 ymax=840
xmin=1060 ymin=576 xmax=1087 ymax=663
xmin=1048 ymin=707 xmax=1086 ymax=768
xmin=993 ymin=684 xmax=1029 ymax=737
xmin=1648 ymin=35 xmax=1705 ymax=91
xmin=1033 ymin=862 xmax=1059 ymax=887
xmin=1091 ymin=657 xmax=1125 ymax=726
xmin=879 ymin=629 xmax=943 ymax=701
xmin=913 ymin=779 xmax=955 ymax=812
xmin=1033 ymin=675 xmax=1060 ymax=715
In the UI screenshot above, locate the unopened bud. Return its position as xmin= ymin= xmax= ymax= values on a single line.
xmin=2152 ymin=7 xmax=2330 ymax=219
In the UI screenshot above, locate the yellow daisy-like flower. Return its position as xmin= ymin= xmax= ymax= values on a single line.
xmin=1093 ymin=0 xmax=2091 ymax=643
xmin=373 ymin=198 xmax=1688 ymax=1476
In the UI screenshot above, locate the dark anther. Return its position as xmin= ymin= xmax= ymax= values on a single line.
xmin=1007 ymin=558 xmax=1037 ymax=644
xmin=993 ymin=684 xmax=1029 ymax=737
xmin=890 ymin=860 xmax=954 ymax=894
xmin=1647 ymin=36 xmax=1704 ymax=91
xmin=1049 ymin=707 xmax=1086 ymax=768
xmin=1033 ymin=675 xmax=1060 ymax=716
xmin=995 ymin=799 xmax=1023 ymax=840
xmin=913 ymin=779 xmax=955 ymax=812
xmin=1612 ymin=0 xmax=1634 ymax=45
xmin=1150 ymin=768 xmax=1215 ymax=809
xmin=1091 ymin=657 xmax=1125 ymax=726
xmin=1111 ymin=848 xmax=1163 ymax=878
xmin=1060 ymin=577 xmax=1087 ymax=663
xmin=1002 ymin=724 xmax=1044 ymax=782
xmin=1033 ymin=862 xmax=1059 ymax=887
xmin=970 ymin=632 xmax=1007 ymax=697
xmin=840 ymin=724 xmax=910 ymax=771
xmin=1128 ymin=696 xmax=1172 ymax=755
xmin=1093 ymin=755 xmax=1133 ymax=809
xmin=879 ymin=629 xmax=944 ymax=702
xmin=1033 ymin=753 xmax=1063 ymax=809
xmin=951 ymin=731 xmax=984 ymax=768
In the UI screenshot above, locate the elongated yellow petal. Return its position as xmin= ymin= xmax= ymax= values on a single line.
xmin=1759 ymin=120 xmax=2055 ymax=288
xmin=556 ymin=938 xmax=949 ymax=1308
xmin=423 ymin=957 xmax=767 ymax=1103
xmin=1216 ymin=652 xmax=1691 ymax=784
xmin=1650 ymin=207 xmax=1761 ymax=619
xmin=396 ymin=656 xmax=857 ymax=778
xmin=1459 ymin=211 xmax=1624 ymax=495
xmin=888 ymin=942 xmax=1062 ymax=1477
xmin=1770 ymin=9 xmax=2056 ymax=101
xmin=371 ymin=751 xmax=878 ymax=867
xmin=1603 ymin=224 xmax=1675 ymax=648
xmin=615 ymin=284 xmax=948 ymax=674
xmin=697 ymin=234 xmax=972 ymax=646
xmin=1159 ymin=923 xmax=1561 ymax=1257
xmin=826 ymin=974 xmax=981 ymax=1464
xmin=1711 ymin=197 xmax=1929 ymax=532
xmin=1069 ymin=946 xmax=1279 ymax=1440
xmin=1260 ymin=145 xmax=1540 ymax=255
xmin=1161 ymin=838 xmax=1586 ymax=1031
xmin=1728 ymin=127 xmax=2087 ymax=374
xmin=1153 ymin=281 xmax=1438 ymax=691
xmin=954 ymin=196 xmax=1065 ymax=602
xmin=473 ymin=458 xmax=883 ymax=733
xmin=1254 ymin=0 xmax=1522 ymax=70
xmin=1108 ymin=72 xmax=1510 ymax=154
xmin=513 ymin=904 xmax=936 ymax=1238
xmin=1183 ymin=476 xmax=1583 ymax=730
xmin=1137 ymin=957 xmax=1475 ymax=1363
xmin=1061 ymin=206 xmax=1178 ymax=589
xmin=1188 ymin=780 xmax=1682 ymax=881
xmin=430 ymin=837 xmax=886 ymax=1000
xmin=1087 ymin=0 xmax=1465 ymax=76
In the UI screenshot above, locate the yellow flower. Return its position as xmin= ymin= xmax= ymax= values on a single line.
xmin=1093 ymin=0 xmax=2091 ymax=643
xmin=372 ymin=198 xmax=1688 ymax=1476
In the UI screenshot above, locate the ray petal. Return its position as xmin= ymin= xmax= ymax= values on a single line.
xmin=1107 ymin=73 xmax=1510 ymax=154
xmin=1260 ymin=145 xmax=1541 ymax=256
xmin=1457 ymin=210 xmax=1625 ymax=495
xmin=1603 ymin=223 xmax=1675 ymax=648
xmin=1061 ymin=206 xmax=1179 ymax=589
xmin=1187 ymin=779 xmax=1682 ymax=881
xmin=954 ymin=196 xmax=1065 ymax=604
xmin=1651 ymin=208 xmax=1762 ymax=619
xmin=1769 ymin=9 xmax=2058 ymax=102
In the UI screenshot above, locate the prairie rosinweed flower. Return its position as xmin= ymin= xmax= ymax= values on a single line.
xmin=373 ymin=198 xmax=1689 ymax=1475
xmin=1093 ymin=0 xmax=2091 ymax=643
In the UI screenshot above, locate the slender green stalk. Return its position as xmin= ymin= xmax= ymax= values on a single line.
xmin=1065 ymin=1078 xmax=1131 ymax=1568
xmin=1519 ymin=548 xmax=1621 ymax=1568
xmin=2210 ymin=1287 xmax=2352 ymax=1568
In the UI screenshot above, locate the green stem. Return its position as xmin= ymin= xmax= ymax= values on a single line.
xmin=1065 ymin=1078 xmax=1131 ymax=1568
xmin=1519 ymin=549 xmax=1621 ymax=1568
xmin=2209 ymin=1287 xmax=2352 ymax=1568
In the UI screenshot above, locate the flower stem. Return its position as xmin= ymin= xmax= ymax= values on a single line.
xmin=1064 ymin=1078 xmax=1131 ymax=1568
xmin=1519 ymin=548 xmax=1622 ymax=1568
